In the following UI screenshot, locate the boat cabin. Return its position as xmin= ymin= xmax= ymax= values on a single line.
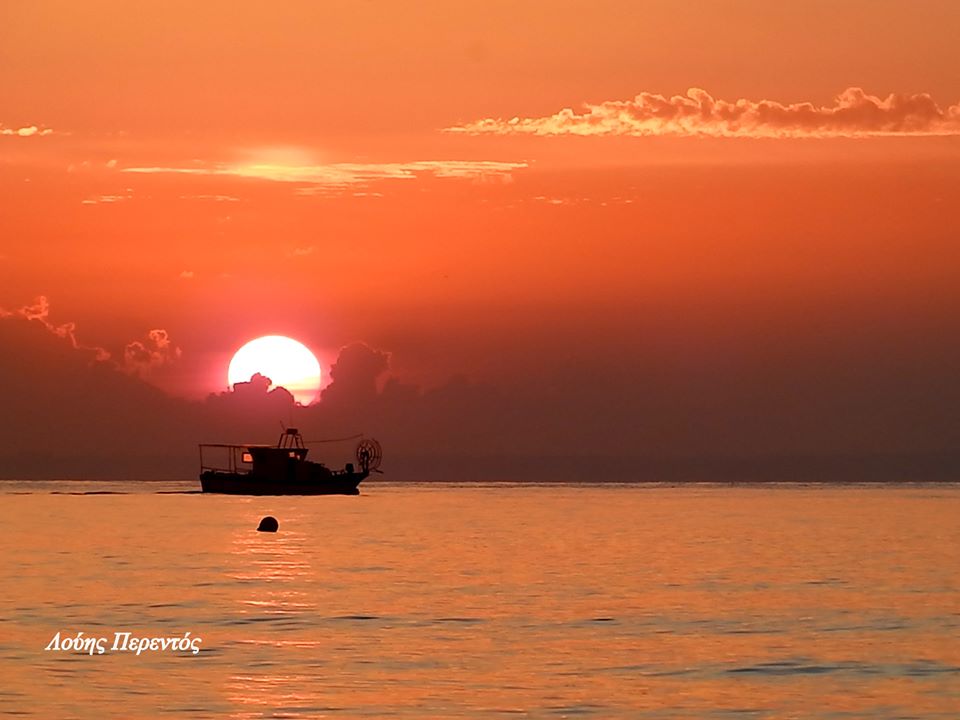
xmin=199 ymin=428 xmax=332 ymax=482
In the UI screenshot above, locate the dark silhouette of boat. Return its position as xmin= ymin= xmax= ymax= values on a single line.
xmin=199 ymin=428 xmax=382 ymax=495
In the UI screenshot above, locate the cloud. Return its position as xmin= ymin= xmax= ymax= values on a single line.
xmin=81 ymin=193 xmax=133 ymax=205
xmin=0 ymin=125 xmax=55 ymax=137
xmin=447 ymin=87 xmax=960 ymax=139
xmin=122 ymin=159 xmax=528 ymax=187
xmin=1 ymin=298 xmax=180 ymax=374
xmin=0 ymin=296 xmax=110 ymax=361
xmin=0 ymin=322 xmax=957 ymax=481
xmin=178 ymin=194 xmax=241 ymax=202
xmin=320 ymin=343 xmax=391 ymax=407
xmin=211 ymin=371 xmax=295 ymax=405
xmin=123 ymin=329 xmax=182 ymax=374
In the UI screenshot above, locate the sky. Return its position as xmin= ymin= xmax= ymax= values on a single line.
xmin=1 ymin=1 xmax=959 ymax=480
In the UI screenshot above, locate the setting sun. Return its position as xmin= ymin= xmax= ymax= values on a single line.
xmin=227 ymin=335 xmax=321 ymax=405
xmin=2 ymin=3 xmax=960 ymax=718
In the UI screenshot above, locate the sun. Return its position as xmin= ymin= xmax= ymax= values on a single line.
xmin=227 ymin=335 xmax=322 ymax=405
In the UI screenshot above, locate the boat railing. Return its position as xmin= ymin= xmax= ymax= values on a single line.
xmin=199 ymin=443 xmax=259 ymax=474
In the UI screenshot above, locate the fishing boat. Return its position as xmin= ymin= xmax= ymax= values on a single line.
xmin=199 ymin=428 xmax=382 ymax=495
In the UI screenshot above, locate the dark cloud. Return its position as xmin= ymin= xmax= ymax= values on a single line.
xmin=0 ymin=314 xmax=190 ymax=478
xmin=123 ymin=329 xmax=181 ymax=374
xmin=319 ymin=343 xmax=391 ymax=408
xmin=1 ymin=310 xmax=959 ymax=482
xmin=0 ymin=296 xmax=110 ymax=362
xmin=1 ymin=298 xmax=183 ymax=373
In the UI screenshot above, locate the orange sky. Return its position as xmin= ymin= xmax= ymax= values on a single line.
xmin=1 ymin=1 xmax=959 ymax=478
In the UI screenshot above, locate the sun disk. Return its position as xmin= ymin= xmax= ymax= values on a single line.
xmin=227 ymin=335 xmax=322 ymax=405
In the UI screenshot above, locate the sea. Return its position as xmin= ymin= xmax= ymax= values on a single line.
xmin=1 ymin=481 xmax=958 ymax=719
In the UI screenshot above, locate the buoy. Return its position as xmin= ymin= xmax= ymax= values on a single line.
xmin=257 ymin=516 xmax=279 ymax=532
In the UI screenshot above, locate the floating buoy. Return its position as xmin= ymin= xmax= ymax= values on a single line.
xmin=257 ymin=516 xmax=279 ymax=532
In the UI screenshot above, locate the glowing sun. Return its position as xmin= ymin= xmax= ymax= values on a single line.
xmin=227 ymin=335 xmax=322 ymax=405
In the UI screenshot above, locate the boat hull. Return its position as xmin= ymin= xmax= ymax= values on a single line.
xmin=200 ymin=470 xmax=366 ymax=496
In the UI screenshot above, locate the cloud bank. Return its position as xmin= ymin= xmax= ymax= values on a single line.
xmin=1 ymin=312 xmax=958 ymax=481
xmin=448 ymin=88 xmax=960 ymax=139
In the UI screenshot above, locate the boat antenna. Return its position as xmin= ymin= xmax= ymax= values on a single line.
xmin=304 ymin=433 xmax=365 ymax=444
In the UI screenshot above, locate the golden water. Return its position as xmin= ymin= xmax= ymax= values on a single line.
xmin=1 ymin=483 xmax=958 ymax=718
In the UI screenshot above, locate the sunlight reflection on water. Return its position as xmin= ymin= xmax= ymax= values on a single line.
xmin=0 ymin=482 xmax=958 ymax=718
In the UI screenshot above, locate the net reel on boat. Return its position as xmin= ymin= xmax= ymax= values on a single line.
xmin=356 ymin=438 xmax=383 ymax=473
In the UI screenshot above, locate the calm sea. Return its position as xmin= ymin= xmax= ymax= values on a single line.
xmin=1 ymin=481 xmax=958 ymax=718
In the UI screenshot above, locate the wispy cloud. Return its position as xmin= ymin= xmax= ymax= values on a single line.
xmin=123 ymin=329 xmax=181 ymax=374
xmin=81 ymin=192 xmax=134 ymax=205
xmin=1 ymin=297 xmax=183 ymax=375
xmin=122 ymin=159 xmax=527 ymax=187
xmin=177 ymin=194 xmax=241 ymax=202
xmin=0 ymin=125 xmax=55 ymax=137
xmin=447 ymin=88 xmax=960 ymax=139
xmin=0 ymin=296 xmax=110 ymax=361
